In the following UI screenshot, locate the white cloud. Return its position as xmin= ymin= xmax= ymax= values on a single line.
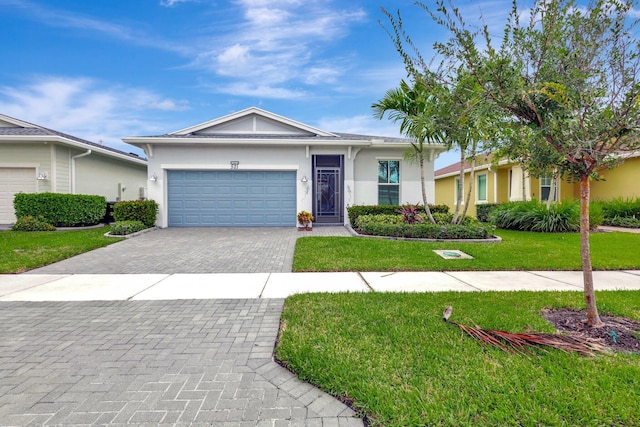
xmin=214 ymin=82 xmax=306 ymax=99
xmin=0 ymin=76 xmax=189 ymax=153
xmin=316 ymin=114 xmax=402 ymax=138
xmin=192 ymin=0 xmax=367 ymax=98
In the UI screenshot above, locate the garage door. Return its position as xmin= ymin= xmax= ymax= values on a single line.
xmin=0 ymin=168 xmax=37 ymax=224
xmin=167 ymin=170 xmax=296 ymax=226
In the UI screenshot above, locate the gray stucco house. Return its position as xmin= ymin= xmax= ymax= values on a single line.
xmin=0 ymin=114 xmax=147 ymax=224
xmin=124 ymin=107 xmax=445 ymax=228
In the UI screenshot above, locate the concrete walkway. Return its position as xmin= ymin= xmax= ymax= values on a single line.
xmin=3 ymin=270 xmax=640 ymax=301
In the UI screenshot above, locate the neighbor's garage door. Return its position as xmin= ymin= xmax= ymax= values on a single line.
xmin=167 ymin=170 xmax=296 ymax=226
xmin=0 ymin=168 xmax=37 ymax=224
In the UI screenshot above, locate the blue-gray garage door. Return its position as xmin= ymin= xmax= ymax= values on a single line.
xmin=167 ymin=170 xmax=296 ymax=226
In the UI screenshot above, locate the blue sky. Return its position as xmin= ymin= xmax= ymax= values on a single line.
xmin=0 ymin=0 xmax=515 ymax=168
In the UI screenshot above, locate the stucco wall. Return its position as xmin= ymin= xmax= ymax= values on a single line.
xmin=592 ymin=157 xmax=640 ymax=200
xmin=147 ymin=143 xmax=432 ymax=227
xmin=74 ymin=152 xmax=147 ymax=201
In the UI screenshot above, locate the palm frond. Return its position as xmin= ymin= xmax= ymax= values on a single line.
xmin=443 ymin=307 xmax=610 ymax=356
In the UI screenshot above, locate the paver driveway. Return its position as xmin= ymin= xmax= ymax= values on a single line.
xmin=0 ymin=299 xmax=361 ymax=426
xmin=28 ymin=227 xmax=351 ymax=274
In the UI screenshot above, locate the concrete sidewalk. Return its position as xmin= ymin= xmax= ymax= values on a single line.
xmin=2 ymin=270 xmax=640 ymax=301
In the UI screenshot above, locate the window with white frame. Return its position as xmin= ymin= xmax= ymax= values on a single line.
xmin=476 ymin=173 xmax=487 ymax=203
xmin=378 ymin=160 xmax=400 ymax=205
xmin=454 ymin=177 xmax=464 ymax=204
xmin=540 ymin=175 xmax=553 ymax=201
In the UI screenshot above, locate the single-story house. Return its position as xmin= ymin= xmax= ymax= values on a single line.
xmin=0 ymin=113 xmax=148 ymax=224
xmin=434 ymin=151 xmax=640 ymax=217
xmin=123 ymin=107 xmax=446 ymax=228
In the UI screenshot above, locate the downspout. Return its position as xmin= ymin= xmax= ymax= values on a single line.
xmin=71 ymin=149 xmax=92 ymax=194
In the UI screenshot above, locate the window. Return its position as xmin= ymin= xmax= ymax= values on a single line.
xmin=540 ymin=175 xmax=553 ymax=201
xmin=378 ymin=160 xmax=400 ymax=205
xmin=476 ymin=173 xmax=487 ymax=203
xmin=454 ymin=177 xmax=464 ymax=204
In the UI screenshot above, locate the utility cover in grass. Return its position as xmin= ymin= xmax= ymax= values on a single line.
xmin=433 ymin=250 xmax=473 ymax=259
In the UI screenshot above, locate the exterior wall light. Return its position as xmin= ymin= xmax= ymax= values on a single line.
xmin=37 ymin=172 xmax=48 ymax=180
xmin=149 ymin=173 xmax=158 ymax=182
xmin=300 ymin=175 xmax=308 ymax=183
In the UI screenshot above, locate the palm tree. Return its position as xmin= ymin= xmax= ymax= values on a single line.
xmin=372 ymin=79 xmax=444 ymax=223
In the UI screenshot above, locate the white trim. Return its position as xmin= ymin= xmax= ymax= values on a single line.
xmin=475 ymin=172 xmax=488 ymax=203
xmin=124 ymin=136 xmax=378 ymax=147
xmin=0 ymin=163 xmax=39 ymax=168
xmin=160 ymin=164 xmax=299 ymax=171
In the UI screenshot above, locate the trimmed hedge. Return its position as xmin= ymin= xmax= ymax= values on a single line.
xmin=347 ymin=204 xmax=449 ymax=225
xmin=354 ymin=213 xmax=477 ymax=229
xmin=11 ymin=216 xmax=56 ymax=231
xmin=113 ymin=200 xmax=158 ymax=227
xmin=13 ymin=193 xmax=106 ymax=226
xmin=356 ymin=222 xmax=494 ymax=239
xmin=110 ymin=220 xmax=147 ymax=235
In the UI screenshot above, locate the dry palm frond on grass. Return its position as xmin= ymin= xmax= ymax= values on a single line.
xmin=442 ymin=306 xmax=610 ymax=356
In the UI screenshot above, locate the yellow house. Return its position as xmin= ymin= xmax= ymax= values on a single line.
xmin=434 ymin=152 xmax=640 ymax=218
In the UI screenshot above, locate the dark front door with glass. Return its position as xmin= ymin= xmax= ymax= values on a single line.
xmin=313 ymin=155 xmax=343 ymax=224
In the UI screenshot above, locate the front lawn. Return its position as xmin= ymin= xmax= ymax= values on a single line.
xmin=293 ymin=229 xmax=640 ymax=271
xmin=0 ymin=227 xmax=121 ymax=273
xmin=277 ymin=291 xmax=640 ymax=426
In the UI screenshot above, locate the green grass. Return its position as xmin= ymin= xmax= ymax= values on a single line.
xmin=293 ymin=229 xmax=640 ymax=271
xmin=0 ymin=227 xmax=121 ymax=273
xmin=277 ymin=291 xmax=640 ymax=426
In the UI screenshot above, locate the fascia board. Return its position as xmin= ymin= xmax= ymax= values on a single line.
xmin=123 ymin=136 xmax=374 ymax=147
xmin=0 ymin=135 xmax=147 ymax=165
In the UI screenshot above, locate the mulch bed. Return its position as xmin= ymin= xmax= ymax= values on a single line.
xmin=542 ymin=308 xmax=640 ymax=354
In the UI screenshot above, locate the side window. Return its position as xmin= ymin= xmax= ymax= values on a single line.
xmin=378 ymin=160 xmax=400 ymax=205
xmin=477 ymin=173 xmax=487 ymax=202
xmin=540 ymin=176 xmax=552 ymax=201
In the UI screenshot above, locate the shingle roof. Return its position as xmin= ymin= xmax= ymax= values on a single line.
xmin=0 ymin=120 xmax=145 ymax=161
xmin=135 ymin=131 xmax=411 ymax=143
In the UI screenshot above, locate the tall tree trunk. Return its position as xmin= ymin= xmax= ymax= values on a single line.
xmin=459 ymin=157 xmax=476 ymax=223
xmin=580 ymin=176 xmax=603 ymax=328
xmin=452 ymin=150 xmax=465 ymax=224
xmin=419 ymin=154 xmax=436 ymax=223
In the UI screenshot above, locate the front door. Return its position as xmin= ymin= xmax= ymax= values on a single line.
xmin=313 ymin=155 xmax=343 ymax=224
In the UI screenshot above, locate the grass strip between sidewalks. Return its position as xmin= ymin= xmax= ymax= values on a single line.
xmin=0 ymin=227 xmax=121 ymax=273
xmin=276 ymin=291 xmax=640 ymax=426
xmin=293 ymin=229 xmax=640 ymax=271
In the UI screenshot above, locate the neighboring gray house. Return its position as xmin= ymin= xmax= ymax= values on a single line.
xmin=124 ymin=107 xmax=445 ymax=228
xmin=0 ymin=114 xmax=147 ymax=224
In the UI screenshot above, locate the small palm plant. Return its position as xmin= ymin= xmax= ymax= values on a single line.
xmin=297 ymin=211 xmax=314 ymax=230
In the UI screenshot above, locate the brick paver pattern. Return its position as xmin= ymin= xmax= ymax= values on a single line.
xmin=27 ymin=227 xmax=352 ymax=274
xmin=0 ymin=299 xmax=362 ymax=426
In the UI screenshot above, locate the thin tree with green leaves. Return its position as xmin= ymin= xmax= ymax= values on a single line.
xmin=384 ymin=0 xmax=640 ymax=327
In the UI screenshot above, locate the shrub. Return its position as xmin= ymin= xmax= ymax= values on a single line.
xmin=13 ymin=193 xmax=106 ymax=226
xmin=354 ymin=214 xmax=404 ymax=229
xmin=398 ymin=204 xmax=423 ymax=224
xmin=347 ymin=204 xmax=449 ymax=225
xmin=476 ymin=203 xmax=500 ymax=222
xmin=11 ymin=216 xmax=56 ymax=231
xmin=113 ymin=200 xmax=158 ymax=227
xmin=597 ymin=197 xmax=640 ymax=219
xmin=489 ymin=200 xmax=602 ymax=232
xmin=110 ymin=221 xmax=147 ymax=235
xmin=356 ymin=222 xmax=493 ymax=239
xmin=604 ymin=215 xmax=640 ymax=228
xmin=431 ymin=212 xmax=478 ymax=226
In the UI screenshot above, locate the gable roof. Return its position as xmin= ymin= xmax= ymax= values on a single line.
xmin=124 ymin=107 xmax=445 ymax=153
xmin=0 ymin=113 xmax=147 ymax=165
xmin=170 ymin=107 xmax=339 ymax=137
